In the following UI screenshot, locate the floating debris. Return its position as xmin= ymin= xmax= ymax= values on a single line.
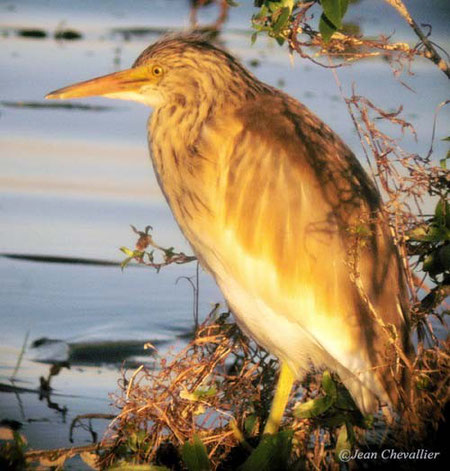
xmin=54 ymin=29 xmax=83 ymax=41
xmin=17 ymin=28 xmax=47 ymax=39
xmin=110 ymin=26 xmax=170 ymax=40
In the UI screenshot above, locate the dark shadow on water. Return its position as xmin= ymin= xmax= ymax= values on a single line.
xmin=0 ymin=101 xmax=116 ymax=111
xmin=110 ymin=26 xmax=171 ymax=39
xmin=67 ymin=340 xmax=161 ymax=365
xmin=0 ymin=383 xmax=37 ymax=394
xmin=1 ymin=253 xmax=120 ymax=267
xmin=54 ymin=30 xmax=83 ymax=41
xmin=12 ymin=27 xmax=83 ymax=40
xmin=17 ymin=28 xmax=47 ymax=39
xmin=30 ymin=337 xmax=168 ymax=367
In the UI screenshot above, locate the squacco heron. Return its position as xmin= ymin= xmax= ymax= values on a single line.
xmin=47 ymin=34 xmax=412 ymax=433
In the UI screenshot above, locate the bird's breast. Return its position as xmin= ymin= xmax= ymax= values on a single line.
xmin=148 ymin=111 xmax=240 ymax=259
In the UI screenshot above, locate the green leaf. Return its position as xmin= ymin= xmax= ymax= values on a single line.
xmin=244 ymin=414 xmax=257 ymax=436
xmin=333 ymin=387 xmax=358 ymax=411
xmin=294 ymin=394 xmax=334 ymax=418
xmin=319 ymin=13 xmax=337 ymax=42
xmin=251 ymin=32 xmax=258 ymax=45
xmin=272 ymin=7 xmax=290 ymax=35
xmin=363 ymin=414 xmax=374 ymax=429
xmin=439 ymin=244 xmax=450 ymax=270
xmin=435 ymin=197 xmax=450 ymax=228
xmin=320 ymin=0 xmax=349 ymax=41
xmin=435 ymin=226 xmax=450 ymax=241
xmin=127 ymin=431 xmax=146 ymax=452
xmin=107 ymin=464 xmax=169 ymax=471
xmin=253 ymin=4 xmax=268 ymax=20
xmin=341 ymin=0 xmax=349 ymax=17
xmin=423 ymin=252 xmax=444 ymax=276
xmin=295 ymin=371 xmax=338 ymax=418
xmin=146 ymin=250 xmax=155 ymax=263
xmin=120 ymin=246 xmax=135 ymax=257
xmin=268 ymin=2 xmax=281 ymax=13
xmin=193 ymin=385 xmax=217 ymax=400
xmin=322 ymin=370 xmax=337 ymax=399
xmin=13 ymin=430 xmax=26 ymax=449
xmin=416 ymin=374 xmax=431 ymax=390
xmin=321 ymin=0 xmax=340 ymax=28
xmin=164 ymin=247 xmax=175 ymax=258
xmin=241 ymin=430 xmax=293 ymax=471
xmin=321 ymin=0 xmax=345 ymax=29
xmin=120 ymin=256 xmax=134 ymax=271
xmin=226 ymin=0 xmax=240 ymax=6
xmin=181 ymin=435 xmax=211 ymax=471
xmin=409 ymin=224 xmax=450 ymax=243
xmin=407 ymin=224 xmax=428 ymax=241
xmin=441 ymin=147 xmax=450 ymax=168
xmin=335 ymin=423 xmax=352 ymax=462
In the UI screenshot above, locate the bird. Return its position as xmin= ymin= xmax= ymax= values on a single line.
xmin=46 ymin=33 xmax=412 ymax=434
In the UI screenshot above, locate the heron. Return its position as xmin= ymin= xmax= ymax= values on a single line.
xmin=46 ymin=34 xmax=412 ymax=434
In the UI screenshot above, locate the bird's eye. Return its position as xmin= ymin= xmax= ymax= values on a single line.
xmin=152 ymin=66 xmax=163 ymax=77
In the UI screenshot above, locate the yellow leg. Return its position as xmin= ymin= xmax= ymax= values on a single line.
xmin=263 ymin=362 xmax=295 ymax=435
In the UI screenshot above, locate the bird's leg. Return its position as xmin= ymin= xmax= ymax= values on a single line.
xmin=263 ymin=362 xmax=295 ymax=435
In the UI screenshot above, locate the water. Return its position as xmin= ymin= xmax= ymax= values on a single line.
xmin=1 ymin=0 xmax=449 ymax=462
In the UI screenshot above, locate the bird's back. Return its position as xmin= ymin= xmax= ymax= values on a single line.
xmin=150 ymin=85 xmax=411 ymax=415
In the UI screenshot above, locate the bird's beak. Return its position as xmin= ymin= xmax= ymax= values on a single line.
xmin=46 ymin=66 xmax=151 ymax=100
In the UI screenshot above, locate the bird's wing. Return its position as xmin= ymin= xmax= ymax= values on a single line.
xmin=200 ymin=94 xmax=409 ymax=410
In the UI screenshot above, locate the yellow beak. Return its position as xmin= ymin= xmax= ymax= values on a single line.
xmin=46 ymin=66 xmax=151 ymax=100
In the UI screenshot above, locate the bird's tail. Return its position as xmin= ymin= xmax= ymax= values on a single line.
xmin=336 ymin=331 xmax=414 ymax=418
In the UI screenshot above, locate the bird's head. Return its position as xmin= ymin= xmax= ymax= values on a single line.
xmin=46 ymin=34 xmax=264 ymax=109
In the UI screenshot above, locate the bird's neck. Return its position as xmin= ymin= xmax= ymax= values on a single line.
xmin=147 ymin=75 xmax=268 ymax=245
xmin=151 ymin=68 xmax=264 ymax=147
xmin=147 ymin=97 xmax=227 ymax=240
